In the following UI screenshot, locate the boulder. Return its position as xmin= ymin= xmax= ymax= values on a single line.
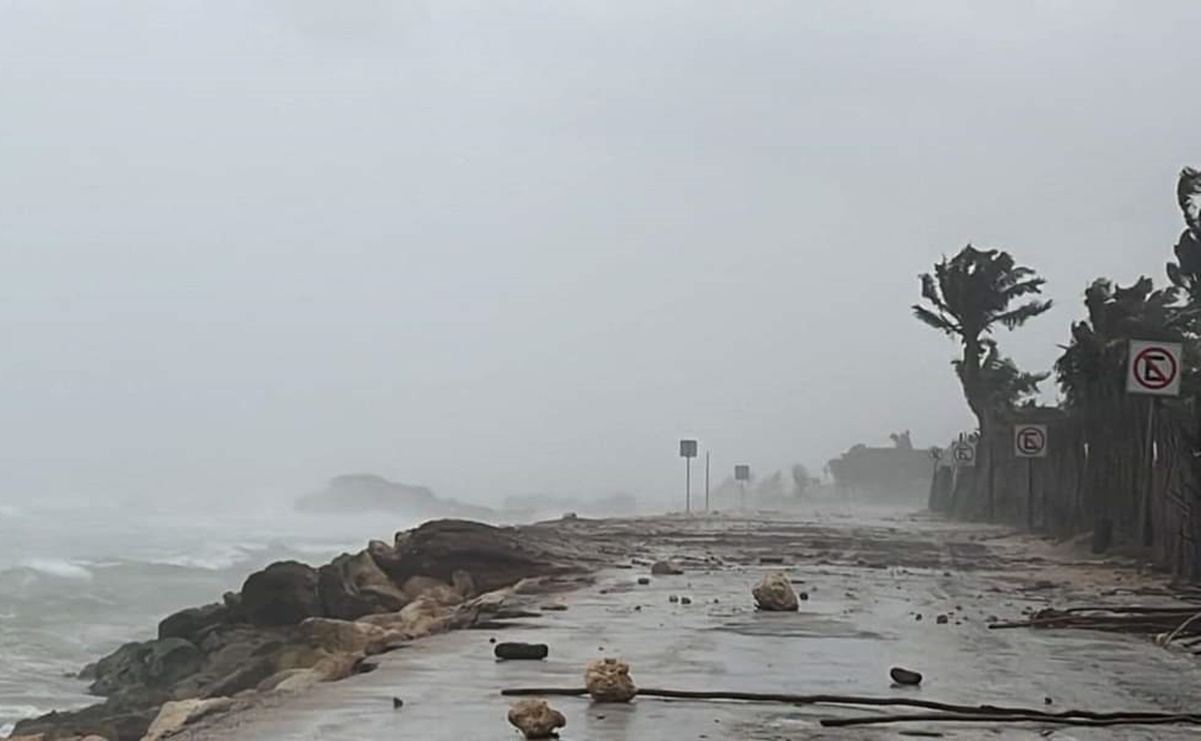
xmin=184 ymin=626 xmax=288 ymax=698
xmin=390 ymin=520 xmax=576 ymax=593
xmin=357 ymin=596 xmax=455 ymax=639
xmin=451 ymin=569 xmax=476 ymax=599
xmin=88 ymin=638 xmax=202 ymax=698
xmin=318 ymin=551 xmax=409 ymax=620
xmin=585 ymin=658 xmax=636 ymax=703
xmin=142 ymin=697 xmax=232 ymax=741
xmin=10 ymin=699 xmax=159 ymax=741
xmin=241 ymin=561 xmax=321 ymax=627
xmin=262 ymin=651 xmax=358 ymax=693
xmin=752 ymin=571 xmax=799 ymax=612
xmin=367 ymin=539 xmax=406 ymax=578
xmin=158 ymin=603 xmax=228 ymax=643
xmin=401 ymin=575 xmax=463 ymax=606
xmin=508 ymin=699 xmax=566 ymax=739
xmin=295 ymin=617 xmax=395 ymax=655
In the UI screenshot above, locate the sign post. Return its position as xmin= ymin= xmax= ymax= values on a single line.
xmin=705 ymin=451 xmax=711 ymax=512
xmin=680 ymin=439 xmax=698 ymax=513
xmin=734 ymin=464 xmax=750 ymax=510
xmin=1127 ymin=340 xmax=1182 ymax=545
xmin=1014 ymin=424 xmax=1048 ymax=530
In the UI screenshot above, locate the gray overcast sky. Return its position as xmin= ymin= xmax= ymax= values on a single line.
xmin=1 ymin=0 xmax=1198 ymax=506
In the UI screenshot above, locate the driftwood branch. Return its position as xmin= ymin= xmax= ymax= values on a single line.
xmin=500 ymin=687 xmax=1187 ymax=723
xmin=822 ymin=712 xmax=1201 ymax=728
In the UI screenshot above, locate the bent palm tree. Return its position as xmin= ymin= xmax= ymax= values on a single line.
xmin=913 ymin=246 xmax=1053 ymax=425
xmin=913 ymin=246 xmax=1052 ymax=517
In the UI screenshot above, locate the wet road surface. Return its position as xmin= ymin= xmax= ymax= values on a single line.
xmin=177 ymin=508 xmax=1201 ymax=740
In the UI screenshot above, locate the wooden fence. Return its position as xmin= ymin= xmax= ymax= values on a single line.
xmin=930 ymin=402 xmax=1201 ymax=581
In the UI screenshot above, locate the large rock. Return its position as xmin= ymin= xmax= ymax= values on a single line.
xmin=241 ymin=561 xmax=321 ymax=627
xmin=390 ymin=520 xmax=577 ymax=593
xmin=143 ymin=697 xmax=232 ymax=741
xmin=88 ymin=638 xmax=202 ymax=698
xmin=318 ymin=550 xmax=409 ymax=620
xmin=295 ymin=617 xmax=395 ymax=655
xmin=356 ymin=596 xmax=456 ymax=639
xmin=585 ymin=658 xmax=636 ymax=703
xmin=158 ymin=603 xmax=228 ymax=643
xmin=752 ymin=571 xmax=799 ymax=612
xmin=508 ymin=699 xmax=567 ymax=739
xmin=11 ymin=698 xmax=159 ymax=741
xmin=401 ymin=575 xmax=463 ymax=606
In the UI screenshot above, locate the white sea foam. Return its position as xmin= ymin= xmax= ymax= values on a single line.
xmin=16 ymin=559 xmax=93 ymax=581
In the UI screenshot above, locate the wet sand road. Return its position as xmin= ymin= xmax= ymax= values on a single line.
xmin=175 ymin=507 xmax=1201 ymax=740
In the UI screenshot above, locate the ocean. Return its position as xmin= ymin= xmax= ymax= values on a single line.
xmin=0 ymin=499 xmax=422 ymax=737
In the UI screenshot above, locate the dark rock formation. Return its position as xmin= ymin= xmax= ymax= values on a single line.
xmin=391 ymin=519 xmax=581 ymax=593
xmin=241 ymin=560 xmax=321 ymax=627
xmin=158 ymin=603 xmax=228 ymax=643
xmin=319 ymin=551 xmax=408 ymax=620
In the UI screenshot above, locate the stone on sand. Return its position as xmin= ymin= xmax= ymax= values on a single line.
xmin=752 ymin=571 xmax=799 ymax=612
xmin=507 ymin=699 xmax=566 ymax=739
xmin=585 ymin=658 xmax=637 ymax=703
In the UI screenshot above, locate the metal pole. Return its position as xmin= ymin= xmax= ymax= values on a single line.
xmin=740 ymin=481 xmax=746 ymax=510
xmin=685 ymin=457 xmax=692 ymax=514
xmin=705 ymin=451 xmax=711 ymax=512
xmin=1026 ymin=457 xmax=1034 ymax=531
xmin=1140 ymin=399 xmax=1157 ymax=547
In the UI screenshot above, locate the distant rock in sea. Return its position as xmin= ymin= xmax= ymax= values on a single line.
xmin=295 ymin=474 xmax=495 ymax=520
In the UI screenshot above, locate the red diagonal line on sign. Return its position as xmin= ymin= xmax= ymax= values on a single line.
xmin=1142 ymin=355 xmax=1169 ymax=383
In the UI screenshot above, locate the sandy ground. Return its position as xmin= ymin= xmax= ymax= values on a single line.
xmin=170 ymin=503 xmax=1201 ymax=740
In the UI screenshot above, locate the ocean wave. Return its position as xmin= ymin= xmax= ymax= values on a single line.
xmin=14 ymin=559 xmax=93 ymax=581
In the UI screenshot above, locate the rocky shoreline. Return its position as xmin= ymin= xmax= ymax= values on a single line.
xmin=11 ymin=518 xmax=615 ymax=741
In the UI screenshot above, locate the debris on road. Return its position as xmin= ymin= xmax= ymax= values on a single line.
xmin=752 ymin=572 xmax=799 ymax=611
xmin=495 ymin=642 xmax=549 ymax=661
xmin=585 ymin=658 xmax=637 ymax=703
xmin=890 ymin=667 xmax=923 ymax=686
xmin=507 ymin=699 xmax=566 ymax=739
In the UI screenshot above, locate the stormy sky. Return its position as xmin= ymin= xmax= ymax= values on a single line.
xmin=1 ymin=1 xmax=1197 ymax=506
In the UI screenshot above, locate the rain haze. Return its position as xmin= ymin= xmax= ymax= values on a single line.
xmin=1 ymin=0 xmax=1198 ymax=507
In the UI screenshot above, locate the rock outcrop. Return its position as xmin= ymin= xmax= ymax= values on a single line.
xmin=318 ymin=550 xmax=409 ymax=620
xmin=14 ymin=517 xmax=597 ymax=741
xmin=391 ymin=519 xmax=578 ymax=593
xmin=752 ymin=571 xmax=799 ymax=611
xmin=507 ymin=699 xmax=566 ymax=739
xmin=585 ymin=658 xmax=636 ymax=703
xmin=143 ymin=697 xmax=232 ymax=741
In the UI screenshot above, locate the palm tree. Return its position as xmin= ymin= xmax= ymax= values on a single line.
xmin=913 ymin=245 xmax=1053 ymax=427
xmin=913 ymin=246 xmax=1052 ymax=517
xmin=1167 ymin=167 xmax=1201 ymax=304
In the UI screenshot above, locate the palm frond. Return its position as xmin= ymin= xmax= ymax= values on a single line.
xmin=993 ymin=299 xmax=1054 ymax=329
xmin=912 ymin=305 xmax=959 ymax=336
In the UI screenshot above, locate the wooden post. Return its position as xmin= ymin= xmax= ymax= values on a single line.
xmin=1139 ymin=399 xmax=1157 ymax=547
